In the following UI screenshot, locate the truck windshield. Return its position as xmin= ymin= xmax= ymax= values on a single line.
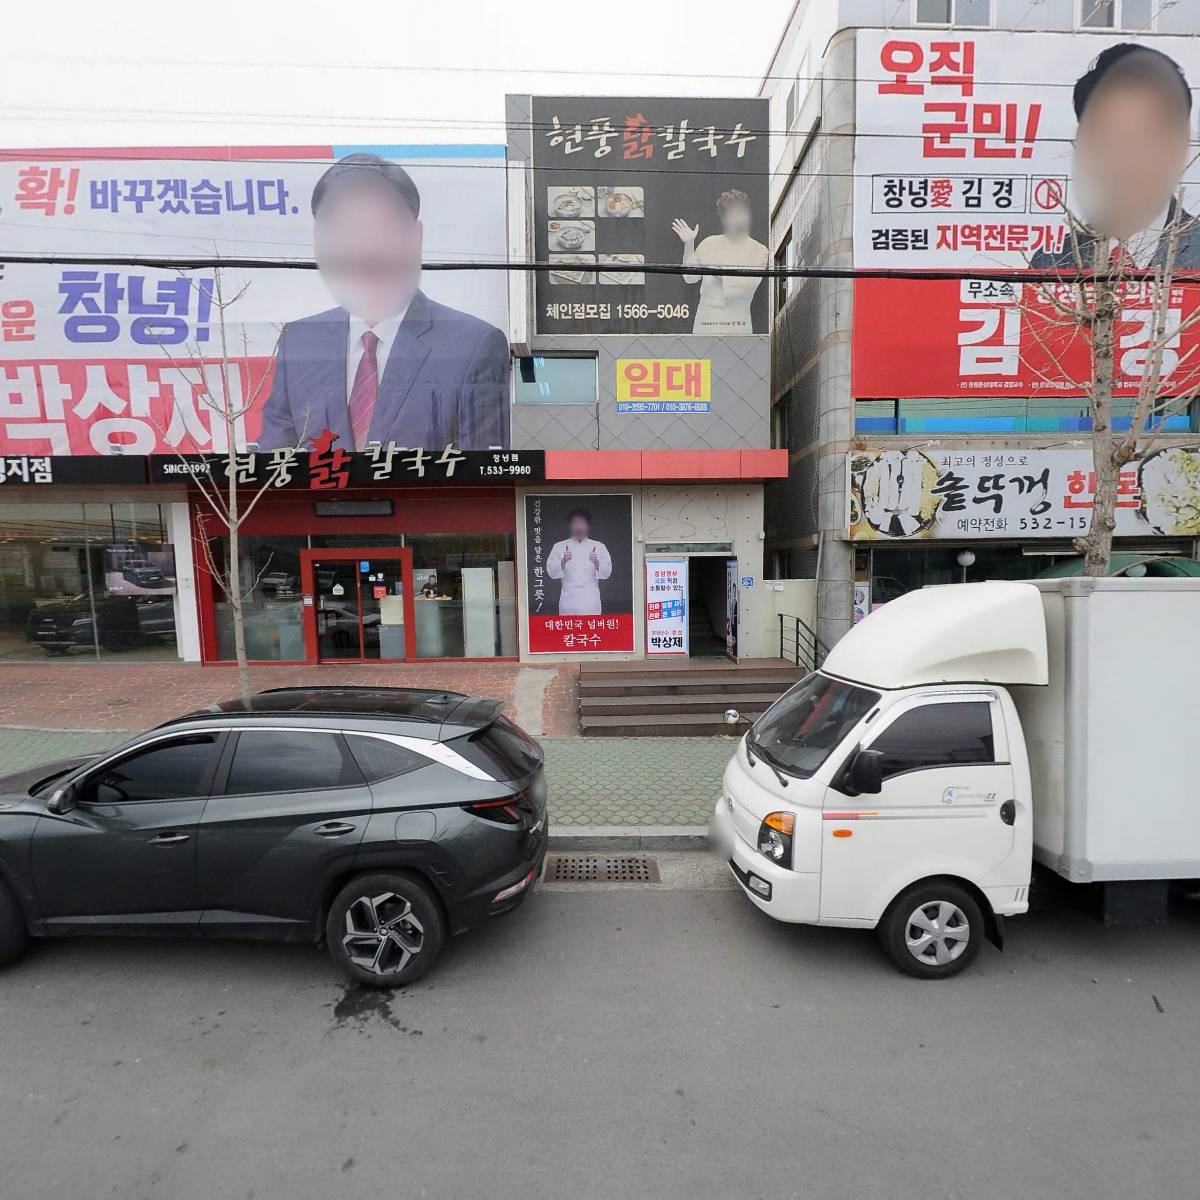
xmin=748 ymin=673 xmax=880 ymax=778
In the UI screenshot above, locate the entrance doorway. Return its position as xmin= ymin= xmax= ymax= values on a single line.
xmin=301 ymin=548 xmax=415 ymax=662
xmin=687 ymin=557 xmax=730 ymax=658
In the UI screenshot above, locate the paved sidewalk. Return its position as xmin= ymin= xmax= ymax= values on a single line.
xmin=0 ymin=661 xmax=580 ymax=736
xmin=0 ymin=728 xmax=737 ymax=828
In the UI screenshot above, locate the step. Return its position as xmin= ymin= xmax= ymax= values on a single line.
xmin=579 ymin=674 xmax=799 ymax=698
xmin=579 ymin=692 xmax=778 ymax=718
xmin=579 ymin=658 xmax=799 ymax=677
xmin=580 ymin=712 xmax=748 ymax=737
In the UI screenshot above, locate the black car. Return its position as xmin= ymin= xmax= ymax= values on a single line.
xmin=24 ymin=594 xmax=175 ymax=654
xmin=0 ymin=687 xmax=548 ymax=987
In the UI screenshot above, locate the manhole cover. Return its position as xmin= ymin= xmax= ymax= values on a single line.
xmin=544 ymin=855 xmax=660 ymax=883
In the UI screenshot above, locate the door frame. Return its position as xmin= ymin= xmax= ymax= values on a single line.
xmin=300 ymin=546 xmax=416 ymax=663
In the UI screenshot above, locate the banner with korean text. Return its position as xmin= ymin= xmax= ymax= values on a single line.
xmin=847 ymin=446 xmax=1200 ymax=541
xmin=850 ymin=30 xmax=1200 ymax=400
xmin=0 ymin=145 xmax=509 ymax=455
xmin=645 ymin=558 xmax=688 ymax=655
xmin=523 ymin=493 xmax=634 ymax=653
xmin=529 ymin=97 xmax=769 ymax=336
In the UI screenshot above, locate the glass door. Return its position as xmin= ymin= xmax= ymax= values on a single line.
xmin=302 ymin=548 xmax=414 ymax=663
xmin=314 ymin=559 xmax=363 ymax=660
xmin=357 ymin=556 xmax=407 ymax=660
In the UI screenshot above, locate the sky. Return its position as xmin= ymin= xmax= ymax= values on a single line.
xmin=0 ymin=0 xmax=796 ymax=148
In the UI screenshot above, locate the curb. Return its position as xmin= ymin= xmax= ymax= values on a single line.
xmin=549 ymin=825 xmax=710 ymax=851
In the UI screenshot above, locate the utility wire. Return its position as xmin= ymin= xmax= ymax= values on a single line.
xmin=11 ymin=53 xmax=1094 ymax=89
xmin=1 ymin=250 xmax=1191 ymax=286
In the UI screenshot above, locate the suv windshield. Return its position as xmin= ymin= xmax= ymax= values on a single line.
xmin=749 ymin=673 xmax=880 ymax=778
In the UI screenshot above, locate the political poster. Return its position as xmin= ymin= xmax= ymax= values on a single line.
xmin=645 ymin=558 xmax=687 ymax=655
xmin=850 ymin=30 xmax=1200 ymax=400
xmin=0 ymin=144 xmax=510 ymax=455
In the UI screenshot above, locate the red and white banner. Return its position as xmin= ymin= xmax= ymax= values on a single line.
xmin=0 ymin=145 xmax=508 ymax=455
xmin=852 ymin=276 xmax=1200 ymax=398
xmin=852 ymin=30 xmax=1200 ymax=401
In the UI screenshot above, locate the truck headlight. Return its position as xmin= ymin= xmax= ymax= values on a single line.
xmin=757 ymin=812 xmax=794 ymax=870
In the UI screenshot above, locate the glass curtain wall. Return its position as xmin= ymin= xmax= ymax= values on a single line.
xmin=0 ymin=501 xmax=179 ymax=663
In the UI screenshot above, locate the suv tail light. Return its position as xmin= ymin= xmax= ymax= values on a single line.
xmin=466 ymin=789 xmax=530 ymax=825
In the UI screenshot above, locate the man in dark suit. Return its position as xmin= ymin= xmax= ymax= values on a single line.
xmin=257 ymin=153 xmax=510 ymax=452
xmin=1032 ymin=44 xmax=1200 ymax=273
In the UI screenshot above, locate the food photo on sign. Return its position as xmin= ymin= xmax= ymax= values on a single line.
xmin=0 ymin=144 xmax=511 ymax=457
xmin=849 ymin=31 xmax=1200 ymax=405
xmin=523 ymin=494 xmax=634 ymax=653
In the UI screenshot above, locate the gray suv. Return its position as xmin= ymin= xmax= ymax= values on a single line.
xmin=0 ymin=687 xmax=548 ymax=987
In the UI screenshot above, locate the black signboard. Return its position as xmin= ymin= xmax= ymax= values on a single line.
xmin=148 ymin=446 xmax=545 ymax=490
xmin=0 ymin=454 xmax=148 ymax=486
xmin=530 ymin=96 xmax=769 ymax=336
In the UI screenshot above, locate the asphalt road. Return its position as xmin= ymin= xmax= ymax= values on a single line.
xmin=2 ymin=856 xmax=1199 ymax=1200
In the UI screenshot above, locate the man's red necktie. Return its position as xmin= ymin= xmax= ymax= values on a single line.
xmin=348 ymin=329 xmax=380 ymax=450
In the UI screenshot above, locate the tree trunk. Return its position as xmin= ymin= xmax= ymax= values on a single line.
xmin=1080 ymin=253 xmax=1118 ymax=578
xmin=226 ymin=455 xmax=252 ymax=703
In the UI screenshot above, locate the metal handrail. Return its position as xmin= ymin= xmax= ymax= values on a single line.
xmin=778 ymin=613 xmax=827 ymax=671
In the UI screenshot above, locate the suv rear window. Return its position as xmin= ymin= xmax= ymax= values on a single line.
xmin=449 ymin=718 xmax=541 ymax=781
xmin=347 ymin=735 xmax=428 ymax=783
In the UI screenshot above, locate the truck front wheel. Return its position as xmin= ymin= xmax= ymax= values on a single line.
xmin=878 ymin=881 xmax=984 ymax=979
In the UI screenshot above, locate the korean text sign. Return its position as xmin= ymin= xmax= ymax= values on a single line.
xmin=529 ymin=97 xmax=769 ymax=336
xmin=0 ymin=145 xmax=509 ymax=456
xmin=645 ymin=558 xmax=688 ymax=655
xmin=615 ymin=358 xmax=711 ymax=414
xmin=850 ymin=31 xmax=1200 ymax=399
xmin=524 ymin=493 xmax=634 ymax=653
xmin=847 ymin=446 xmax=1200 ymax=541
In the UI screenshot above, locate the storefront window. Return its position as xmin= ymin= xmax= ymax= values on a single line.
xmin=210 ymin=534 xmax=307 ymax=662
xmin=408 ymin=533 xmax=517 ymax=658
xmin=0 ymin=502 xmax=180 ymax=663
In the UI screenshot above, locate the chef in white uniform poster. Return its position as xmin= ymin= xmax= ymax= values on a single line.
xmin=546 ymin=508 xmax=613 ymax=615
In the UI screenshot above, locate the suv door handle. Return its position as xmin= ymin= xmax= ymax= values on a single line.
xmin=314 ymin=822 xmax=356 ymax=838
xmin=149 ymin=832 xmax=190 ymax=846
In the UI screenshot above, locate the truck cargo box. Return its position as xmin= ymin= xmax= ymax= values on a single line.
xmin=1012 ymin=577 xmax=1200 ymax=883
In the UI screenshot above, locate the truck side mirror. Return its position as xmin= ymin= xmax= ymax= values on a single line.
xmin=848 ymin=749 xmax=883 ymax=795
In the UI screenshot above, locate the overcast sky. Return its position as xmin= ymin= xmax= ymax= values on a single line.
xmin=0 ymin=0 xmax=795 ymax=147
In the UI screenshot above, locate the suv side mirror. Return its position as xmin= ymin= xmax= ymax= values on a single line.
xmin=723 ymin=708 xmax=745 ymax=726
xmin=847 ymin=748 xmax=883 ymax=796
xmin=47 ymin=782 xmax=77 ymax=814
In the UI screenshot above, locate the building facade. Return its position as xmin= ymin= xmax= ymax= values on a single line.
xmin=0 ymin=121 xmax=785 ymax=669
xmin=762 ymin=0 xmax=1200 ymax=650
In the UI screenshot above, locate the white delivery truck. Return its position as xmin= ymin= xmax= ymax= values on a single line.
xmin=711 ymin=577 xmax=1200 ymax=978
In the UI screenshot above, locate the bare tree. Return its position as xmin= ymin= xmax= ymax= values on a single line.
xmin=1018 ymin=197 xmax=1200 ymax=575
xmin=158 ymin=268 xmax=307 ymax=701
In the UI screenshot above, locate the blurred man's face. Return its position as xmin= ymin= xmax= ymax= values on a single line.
xmin=1074 ymin=80 xmax=1191 ymax=240
xmin=315 ymin=183 xmax=422 ymax=323
xmin=720 ymin=201 xmax=753 ymax=237
xmin=568 ymin=516 xmax=590 ymax=540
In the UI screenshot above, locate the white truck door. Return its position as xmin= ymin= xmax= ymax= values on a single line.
xmin=819 ymin=693 xmax=1017 ymax=923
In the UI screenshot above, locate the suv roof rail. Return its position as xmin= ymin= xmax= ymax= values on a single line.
xmin=255 ymin=685 xmax=468 ymax=700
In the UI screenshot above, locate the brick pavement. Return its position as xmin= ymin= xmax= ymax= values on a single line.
xmin=0 ymin=661 xmax=580 ymax=737
xmin=0 ymin=728 xmax=736 ymax=828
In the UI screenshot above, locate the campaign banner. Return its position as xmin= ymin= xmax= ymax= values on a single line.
xmin=529 ymin=97 xmax=769 ymax=335
xmin=847 ymin=446 xmax=1200 ymax=541
xmin=851 ymin=30 xmax=1200 ymax=399
xmin=645 ymin=558 xmax=688 ymax=655
xmin=524 ymin=493 xmax=634 ymax=653
xmin=852 ymin=276 xmax=1200 ymax=398
xmin=0 ymin=145 xmax=510 ymax=455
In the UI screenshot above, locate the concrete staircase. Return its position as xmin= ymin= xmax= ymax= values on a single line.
xmin=578 ymin=658 xmax=805 ymax=737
